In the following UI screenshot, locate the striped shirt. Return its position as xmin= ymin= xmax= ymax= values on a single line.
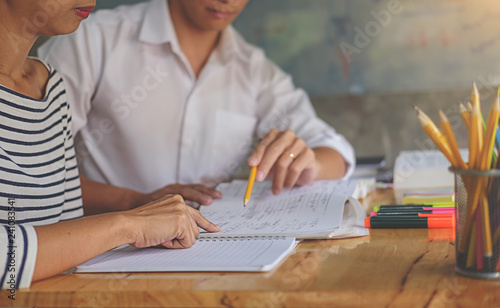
xmin=0 ymin=59 xmax=83 ymax=290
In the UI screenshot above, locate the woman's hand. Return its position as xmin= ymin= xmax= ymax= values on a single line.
xmin=124 ymin=194 xmax=220 ymax=249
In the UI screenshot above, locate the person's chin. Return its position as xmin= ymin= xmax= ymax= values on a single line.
xmin=44 ymin=22 xmax=83 ymax=36
xmin=204 ymin=21 xmax=232 ymax=32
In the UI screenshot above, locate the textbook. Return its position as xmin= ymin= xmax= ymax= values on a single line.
xmin=75 ymin=179 xmax=367 ymax=273
xmin=199 ymin=179 xmax=369 ymax=239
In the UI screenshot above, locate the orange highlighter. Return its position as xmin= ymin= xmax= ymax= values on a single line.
xmin=364 ymin=215 xmax=455 ymax=229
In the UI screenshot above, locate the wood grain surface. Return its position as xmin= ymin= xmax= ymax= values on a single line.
xmin=1 ymin=189 xmax=499 ymax=307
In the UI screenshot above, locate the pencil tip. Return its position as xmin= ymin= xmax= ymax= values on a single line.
xmin=439 ymin=110 xmax=450 ymax=124
xmin=414 ymin=105 xmax=420 ymax=114
xmin=471 ymin=83 xmax=480 ymax=107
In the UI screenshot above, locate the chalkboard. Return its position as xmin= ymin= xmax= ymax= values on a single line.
xmin=94 ymin=0 xmax=500 ymax=97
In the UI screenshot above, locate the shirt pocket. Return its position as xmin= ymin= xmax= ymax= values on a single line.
xmin=211 ymin=110 xmax=258 ymax=179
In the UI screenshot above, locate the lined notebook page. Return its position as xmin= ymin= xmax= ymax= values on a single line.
xmin=76 ymin=237 xmax=297 ymax=273
xmin=200 ymin=180 xmax=359 ymax=239
xmin=200 ymin=194 xmax=347 ymax=238
xmin=216 ymin=179 xmax=358 ymax=201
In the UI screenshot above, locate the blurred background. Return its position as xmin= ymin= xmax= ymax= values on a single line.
xmin=34 ymin=0 xmax=500 ymax=167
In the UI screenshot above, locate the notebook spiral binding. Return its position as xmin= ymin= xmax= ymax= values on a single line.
xmin=198 ymin=236 xmax=288 ymax=242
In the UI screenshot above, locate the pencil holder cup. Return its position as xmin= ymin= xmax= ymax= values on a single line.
xmin=452 ymin=168 xmax=500 ymax=279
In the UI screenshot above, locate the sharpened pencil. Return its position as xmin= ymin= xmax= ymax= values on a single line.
xmin=459 ymin=103 xmax=471 ymax=131
xmin=439 ymin=110 xmax=467 ymax=170
xmin=415 ymin=106 xmax=458 ymax=168
xmin=244 ymin=166 xmax=257 ymax=207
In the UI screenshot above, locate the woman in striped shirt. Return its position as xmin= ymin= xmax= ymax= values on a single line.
xmin=0 ymin=0 xmax=220 ymax=290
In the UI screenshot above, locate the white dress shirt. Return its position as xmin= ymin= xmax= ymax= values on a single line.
xmin=39 ymin=0 xmax=355 ymax=192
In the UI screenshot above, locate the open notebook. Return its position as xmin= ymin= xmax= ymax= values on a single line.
xmin=199 ymin=179 xmax=369 ymax=239
xmin=76 ymin=179 xmax=367 ymax=273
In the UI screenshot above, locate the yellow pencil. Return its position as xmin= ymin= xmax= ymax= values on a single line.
xmin=480 ymin=95 xmax=500 ymax=170
xmin=494 ymin=224 xmax=500 ymax=243
xmin=459 ymin=103 xmax=470 ymax=131
xmin=469 ymin=84 xmax=480 ymax=169
xmin=473 ymin=83 xmax=484 ymax=168
xmin=439 ymin=110 xmax=467 ymax=170
xmin=466 ymin=220 xmax=476 ymax=269
xmin=471 ymin=82 xmax=480 ymax=107
xmin=469 ymin=100 xmax=488 ymax=135
xmin=461 ymin=178 xmax=485 ymax=254
xmin=415 ymin=106 xmax=458 ymax=168
xmin=244 ymin=166 xmax=257 ymax=207
xmin=477 ymin=97 xmax=499 ymax=267
xmin=480 ymin=195 xmax=493 ymax=265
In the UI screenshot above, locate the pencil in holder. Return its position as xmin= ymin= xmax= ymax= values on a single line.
xmin=452 ymin=167 xmax=500 ymax=279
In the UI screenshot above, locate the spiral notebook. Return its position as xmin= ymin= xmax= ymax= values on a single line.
xmin=75 ymin=236 xmax=296 ymax=273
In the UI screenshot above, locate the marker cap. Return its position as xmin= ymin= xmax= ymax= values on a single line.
xmin=364 ymin=216 xmax=371 ymax=228
xmin=427 ymin=216 xmax=455 ymax=229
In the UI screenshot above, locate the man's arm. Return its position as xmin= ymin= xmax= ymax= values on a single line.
xmin=80 ymin=175 xmax=139 ymax=215
xmin=248 ymin=55 xmax=355 ymax=194
xmin=313 ymin=147 xmax=348 ymax=181
xmin=80 ymin=176 xmax=223 ymax=216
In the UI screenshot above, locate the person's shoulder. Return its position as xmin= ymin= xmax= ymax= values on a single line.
xmin=228 ymin=27 xmax=267 ymax=63
xmin=228 ymin=27 xmax=286 ymax=82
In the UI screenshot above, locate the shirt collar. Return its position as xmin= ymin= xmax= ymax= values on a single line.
xmin=139 ymin=0 xmax=177 ymax=46
xmin=215 ymin=26 xmax=241 ymax=62
xmin=139 ymin=0 xmax=243 ymax=62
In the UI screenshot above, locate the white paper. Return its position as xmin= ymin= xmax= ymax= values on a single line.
xmin=393 ymin=149 xmax=467 ymax=202
xmin=327 ymin=197 xmax=369 ymax=238
xmin=394 ymin=149 xmax=468 ymax=171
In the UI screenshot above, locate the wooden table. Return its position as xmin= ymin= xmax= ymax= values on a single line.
xmin=2 ymin=189 xmax=500 ymax=307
